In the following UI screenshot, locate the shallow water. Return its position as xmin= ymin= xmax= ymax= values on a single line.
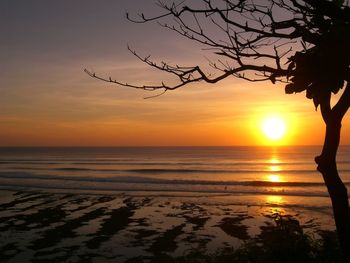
xmin=0 ymin=146 xmax=349 ymax=206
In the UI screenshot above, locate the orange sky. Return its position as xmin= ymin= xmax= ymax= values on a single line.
xmin=1 ymin=1 xmax=349 ymax=146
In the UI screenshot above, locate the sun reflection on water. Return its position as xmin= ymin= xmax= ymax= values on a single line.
xmin=266 ymin=174 xmax=283 ymax=183
xmin=263 ymin=155 xmax=287 ymax=214
xmin=270 ymin=165 xmax=281 ymax=172
xmin=270 ymin=157 xmax=279 ymax=164
xmin=265 ymin=156 xmax=285 ymax=183
xmin=265 ymin=195 xmax=286 ymax=214
xmin=266 ymin=195 xmax=284 ymax=205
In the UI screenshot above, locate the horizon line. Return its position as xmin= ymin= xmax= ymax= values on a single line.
xmin=0 ymin=145 xmax=343 ymax=148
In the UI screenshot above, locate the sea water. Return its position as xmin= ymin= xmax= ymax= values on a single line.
xmin=0 ymin=146 xmax=349 ymax=202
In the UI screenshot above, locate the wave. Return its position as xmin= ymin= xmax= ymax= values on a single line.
xmin=120 ymin=168 xmax=350 ymax=174
xmin=2 ymin=159 xmax=350 ymax=166
xmin=0 ymin=182 xmax=328 ymax=198
xmin=5 ymin=167 xmax=350 ymax=175
xmin=0 ymin=179 xmax=333 ymax=199
xmin=0 ymin=171 xmax=348 ymax=188
xmin=0 ymin=183 xmax=332 ymax=198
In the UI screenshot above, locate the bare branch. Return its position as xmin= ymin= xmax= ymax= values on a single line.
xmin=87 ymin=0 xmax=349 ymax=95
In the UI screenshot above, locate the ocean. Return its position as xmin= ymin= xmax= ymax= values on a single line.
xmin=0 ymin=146 xmax=349 ymax=202
xmin=0 ymin=146 xmax=347 ymax=262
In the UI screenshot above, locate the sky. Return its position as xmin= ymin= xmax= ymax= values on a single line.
xmin=1 ymin=0 xmax=349 ymax=146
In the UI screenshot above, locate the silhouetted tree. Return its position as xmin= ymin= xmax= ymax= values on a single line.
xmin=85 ymin=0 xmax=350 ymax=260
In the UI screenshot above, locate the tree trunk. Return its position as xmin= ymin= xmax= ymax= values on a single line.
xmin=315 ymin=119 xmax=350 ymax=262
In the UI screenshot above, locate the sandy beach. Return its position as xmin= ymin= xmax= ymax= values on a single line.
xmin=0 ymin=189 xmax=339 ymax=263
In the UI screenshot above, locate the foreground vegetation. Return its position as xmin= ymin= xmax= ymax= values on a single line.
xmin=127 ymin=214 xmax=341 ymax=263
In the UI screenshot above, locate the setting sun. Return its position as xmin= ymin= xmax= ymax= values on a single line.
xmin=261 ymin=116 xmax=286 ymax=141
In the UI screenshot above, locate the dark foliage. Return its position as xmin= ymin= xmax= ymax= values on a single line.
xmin=285 ymin=1 xmax=350 ymax=108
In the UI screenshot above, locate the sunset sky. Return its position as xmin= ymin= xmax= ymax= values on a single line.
xmin=1 ymin=0 xmax=349 ymax=146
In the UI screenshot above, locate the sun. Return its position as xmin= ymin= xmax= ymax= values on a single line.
xmin=261 ymin=116 xmax=286 ymax=141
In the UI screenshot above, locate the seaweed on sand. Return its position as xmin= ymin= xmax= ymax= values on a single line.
xmin=85 ymin=197 xmax=150 ymax=249
xmin=148 ymin=223 xmax=186 ymax=254
xmin=31 ymin=207 xmax=107 ymax=250
xmin=215 ymin=215 xmax=252 ymax=241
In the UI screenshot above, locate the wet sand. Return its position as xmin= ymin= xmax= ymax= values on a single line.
xmin=0 ymin=190 xmax=337 ymax=263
